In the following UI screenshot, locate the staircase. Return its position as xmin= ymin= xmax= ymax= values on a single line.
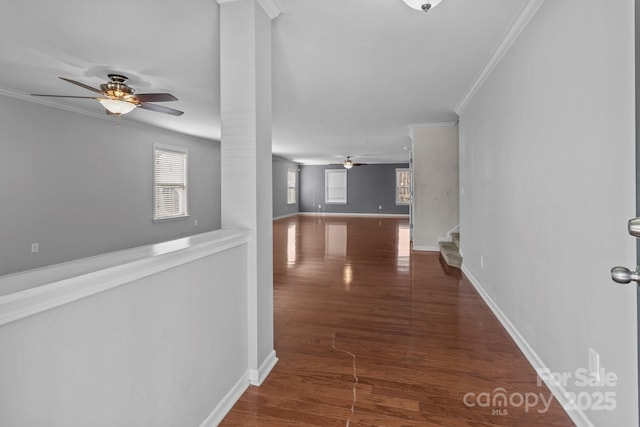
xmin=439 ymin=232 xmax=462 ymax=269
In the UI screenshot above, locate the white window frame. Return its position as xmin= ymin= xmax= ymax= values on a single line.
xmin=153 ymin=144 xmax=189 ymax=221
xmin=396 ymin=168 xmax=411 ymax=205
xmin=287 ymin=169 xmax=297 ymax=205
xmin=325 ymin=169 xmax=347 ymax=204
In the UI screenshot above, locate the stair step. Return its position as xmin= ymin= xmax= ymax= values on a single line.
xmin=451 ymin=232 xmax=460 ymax=249
xmin=439 ymin=242 xmax=462 ymax=269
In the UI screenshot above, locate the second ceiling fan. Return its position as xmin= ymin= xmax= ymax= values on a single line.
xmin=331 ymin=156 xmax=368 ymax=169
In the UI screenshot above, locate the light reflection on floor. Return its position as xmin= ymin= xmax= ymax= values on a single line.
xmin=396 ymin=223 xmax=411 ymax=272
xmin=325 ymin=223 xmax=347 ymax=259
xmin=342 ymin=263 xmax=353 ymax=287
xmin=286 ymin=222 xmax=296 ymax=267
xmin=276 ymin=215 xmax=415 ymax=281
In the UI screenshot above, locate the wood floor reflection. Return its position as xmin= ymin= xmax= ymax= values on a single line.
xmin=220 ymin=215 xmax=574 ymax=426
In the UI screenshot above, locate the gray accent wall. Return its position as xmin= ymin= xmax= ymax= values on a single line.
xmin=299 ymin=164 xmax=410 ymax=215
xmin=272 ymin=156 xmax=300 ymax=219
xmin=0 ymin=95 xmax=221 ymax=277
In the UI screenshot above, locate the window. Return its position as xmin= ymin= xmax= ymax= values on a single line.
xmin=396 ymin=168 xmax=411 ymax=205
xmin=287 ymin=169 xmax=297 ymax=204
xmin=325 ymin=169 xmax=347 ymax=204
xmin=154 ymin=144 xmax=188 ymax=220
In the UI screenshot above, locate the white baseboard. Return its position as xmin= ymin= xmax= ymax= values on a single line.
xmin=461 ymin=265 xmax=593 ymax=427
xmin=199 ymin=351 xmax=278 ymax=426
xmin=249 ymin=349 xmax=278 ymax=386
xmin=298 ymin=212 xmax=409 ymax=218
xmin=412 ymin=245 xmax=440 ymax=252
xmin=199 ymin=371 xmax=251 ymax=427
xmin=273 ymin=212 xmax=299 ymax=221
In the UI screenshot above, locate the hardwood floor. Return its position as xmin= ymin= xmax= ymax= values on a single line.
xmin=220 ymin=215 xmax=574 ymax=426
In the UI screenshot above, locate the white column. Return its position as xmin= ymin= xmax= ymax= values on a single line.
xmin=218 ymin=0 xmax=282 ymax=385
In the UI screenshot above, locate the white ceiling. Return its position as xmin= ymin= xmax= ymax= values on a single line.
xmin=0 ymin=0 xmax=528 ymax=164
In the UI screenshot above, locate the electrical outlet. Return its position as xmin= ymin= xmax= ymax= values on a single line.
xmin=194 ymin=219 xmax=198 ymax=226
xmin=588 ymin=348 xmax=600 ymax=381
xmin=480 ymin=255 xmax=484 ymax=269
xmin=318 ymin=204 xmax=322 ymax=209
xmin=31 ymin=243 xmax=39 ymax=253
xmin=378 ymin=205 xmax=382 ymax=210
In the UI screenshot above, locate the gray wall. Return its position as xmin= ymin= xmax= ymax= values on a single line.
xmin=299 ymin=164 xmax=410 ymax=215
xmin=272 ymin=156 xmax=299 ymax=219
xmin=0 ymin=95 xmax=221 ymax=277
xmin=459 ymin=0 xmax=636 ymax=424
xmin=0 ymin=241 xmax=248 ymax=427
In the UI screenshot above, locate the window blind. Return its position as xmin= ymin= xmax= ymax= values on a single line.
xmin=154 ymin=146 xmax=188 ymax=220
xmin=287 ymin=169 xmax=296 ymax=204
xmin=325 ymin=169 xmax=347 ymax=204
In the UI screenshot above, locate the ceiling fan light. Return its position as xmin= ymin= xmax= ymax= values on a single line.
xmin=343 ymin=159 xmax=353 ymax=169
xmin=401 ymin=0 xmax=443 ymax=12
xmin=99 ymin=98 xmax=137 ymax=115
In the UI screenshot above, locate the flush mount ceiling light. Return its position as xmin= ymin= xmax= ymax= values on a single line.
xmin=401 ymin=0 xmax=443 ymax=12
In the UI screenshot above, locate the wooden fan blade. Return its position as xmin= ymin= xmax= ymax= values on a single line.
xmin=31 ymin=94 xmax=97 ymax=99
xmin=134 ymin=93 xmax=178 ymax=103
xmin=59 ymin=77 xmax=103 ymax=94
xmin=138 ymin=103 xmax=184 ymax=116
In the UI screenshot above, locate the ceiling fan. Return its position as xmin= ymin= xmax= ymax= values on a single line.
xmin=31 ymin=74 xmax=184 ymax=117
xmin=331 ymin=156 xmax=368 ymax=169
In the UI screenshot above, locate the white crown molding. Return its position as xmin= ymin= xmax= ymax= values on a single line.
xmin=0 ymin=85 xmax=108 ymax=122
xmin=257 ymin=0 xmax=284 ymax=19
xmin=217 ymin=0 xmax=284 ymax=20
xmin=454 ymin=0 xmax=545 ymax=115
xmin=409 ymin=121 xmax=458 ymax=139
